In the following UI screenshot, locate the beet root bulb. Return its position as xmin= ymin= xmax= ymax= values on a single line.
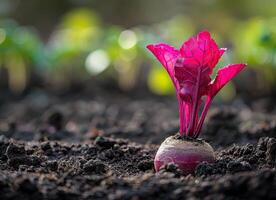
xmin=154 ymin=135 xmax=215 ymax=174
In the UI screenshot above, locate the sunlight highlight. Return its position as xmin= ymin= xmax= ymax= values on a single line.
xmin=85 ymin=49 xmax=110 ymax=75
xmin=118 ymin=30 xmax=137 ymax=49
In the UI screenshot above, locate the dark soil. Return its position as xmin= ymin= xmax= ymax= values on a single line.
xmin=0 ymin=90 xmax=276 ymax=199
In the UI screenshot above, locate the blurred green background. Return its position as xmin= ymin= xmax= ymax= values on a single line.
xmin=0 ymin=0 xmax=276 ymax=99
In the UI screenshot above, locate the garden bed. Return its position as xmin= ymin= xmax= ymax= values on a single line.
xmin=0 ymin=90 xmax=276 ymax=199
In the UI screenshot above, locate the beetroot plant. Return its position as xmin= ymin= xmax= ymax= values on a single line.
xmin=147 ymin=31 xmax=246 ymax=174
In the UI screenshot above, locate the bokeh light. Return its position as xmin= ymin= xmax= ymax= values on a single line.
xmin=0 ymin=1 xmax=276 ymax=97
xmin=118 ymin=30 xmax=137 ymax=49
xmin=85 ymin=49 xmax=110 ymax=75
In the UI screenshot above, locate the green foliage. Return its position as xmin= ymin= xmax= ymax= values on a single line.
xmin=0 ymin=20 xmax=45 ymax=92
xmin=47 ymin=9 xmax=102 ymax=68
xmin=0 ymin=20 xmax=45 ymax=67
xmin=234 ymin=18 xmax=276 ymax=89
xmin=155 ymin=15 xmax=195 ymax=47
xmin=147 ymin=65 xmax=174 ymax=95
xmin=234 ymin=18 xmax=276 ymax=66
xmin=2 ymin=8 xmax=276 ymax=96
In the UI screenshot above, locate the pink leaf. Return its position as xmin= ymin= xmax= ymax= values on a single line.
xmin=179 ymin=31 xmax=224 ymax=75
xmin=208 ymin=63 xmax=247 ymax=98
xmin=146 ymin=31 xmax=246 ymax=138
xmin=147 ymin=43 xmax=179 ymax=88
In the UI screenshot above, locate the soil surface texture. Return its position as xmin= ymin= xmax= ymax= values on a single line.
xmin=0 ymin=90 xmax=276 ymax=200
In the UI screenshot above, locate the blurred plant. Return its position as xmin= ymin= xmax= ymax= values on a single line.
xmin=147 ymin=65 xmax=174 ymax=95
xmin=100 ymin=26 xmax=144 ymax=91
xmin=0 ymin=20 xmax=45 ymax=93
xmin=154 ymin=15 xmax=195 ymax=46
xmin=46 ymin=8 xmax=102 ymax=87
xmin=1 ymin=11 xmax=268 ymax=98
xmin=85 ymin=49 xmax=110 ymax=75
xmin=234 ymin=18 xmax=276 ymax=93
